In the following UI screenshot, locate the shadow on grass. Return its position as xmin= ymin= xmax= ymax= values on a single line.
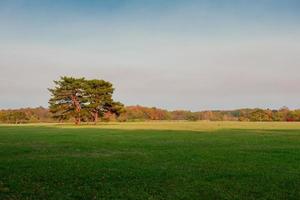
xmin=1 ymin=124 xmax=300 ymax=138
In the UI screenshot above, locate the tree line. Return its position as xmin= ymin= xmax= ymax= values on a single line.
xmin=1 ymin=105 xmax=300 ymax=124
xmin=1 ymin=76 xmax=300 ymax=124
xmin=122 ymin=106 xmax=300 ymax=122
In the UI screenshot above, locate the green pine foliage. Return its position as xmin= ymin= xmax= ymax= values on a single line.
xmin=48 ymin=77 xmax=124 ymax=124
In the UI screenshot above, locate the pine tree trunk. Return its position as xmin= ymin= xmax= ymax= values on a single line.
xmin=94 ymin=112 xmax=98 ymax=125
xmin=71 ymin=95 xmax=81 ymax=125
xmin=75 ymin=117 xmax=80 ymax=125
xmin=78 ymin=115 xmax=81 ymax=125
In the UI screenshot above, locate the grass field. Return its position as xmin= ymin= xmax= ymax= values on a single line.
xmin=1 ymin=122 xmax=300 ymax=199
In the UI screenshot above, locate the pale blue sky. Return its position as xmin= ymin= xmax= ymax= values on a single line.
xmin=0 ymin=0 xmax=300 ymax=110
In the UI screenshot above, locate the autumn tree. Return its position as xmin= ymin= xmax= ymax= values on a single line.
xmin=248 ymin=109 xmax=272 ymax=122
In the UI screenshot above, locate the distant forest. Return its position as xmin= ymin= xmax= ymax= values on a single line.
xmin=1 ymin=106 xmax=300 ymax=124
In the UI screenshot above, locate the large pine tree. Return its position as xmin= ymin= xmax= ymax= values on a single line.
xmin=48 ymin=77 xmax=86 ymax=124
xmin=85 ymin=79 xmax=114 ymax=123
xmin=48 ymin=77 xmax=124 ymax=124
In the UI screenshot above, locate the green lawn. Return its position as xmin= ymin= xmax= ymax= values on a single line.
xmin=0 ymin=122 xmax=300 ymax=199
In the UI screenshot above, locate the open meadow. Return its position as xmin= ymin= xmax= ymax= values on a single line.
xmin=1 ymin=121 xmax=300 ymax=199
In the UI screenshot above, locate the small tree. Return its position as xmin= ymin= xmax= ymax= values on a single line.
xmin=109 ymin=101 xmax=126 ymax=118
xmin=8 ymin=111 xmax=28 ymax=124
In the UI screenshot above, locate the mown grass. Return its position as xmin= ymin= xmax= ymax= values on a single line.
xmin=0 ymin=122 xmax=300 ymax=199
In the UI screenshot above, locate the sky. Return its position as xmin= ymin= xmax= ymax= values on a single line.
xmin=0 ymin=0 xmax=300 ymax=111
